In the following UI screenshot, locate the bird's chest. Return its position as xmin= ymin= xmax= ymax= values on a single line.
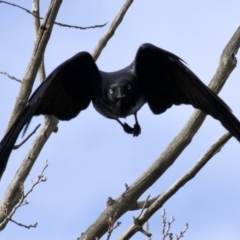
xmin=92 ymin=95 xmax=144 ymax=119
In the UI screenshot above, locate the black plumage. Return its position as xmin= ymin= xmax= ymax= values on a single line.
xmin=0 ymin=43 xmax=240 ymax=179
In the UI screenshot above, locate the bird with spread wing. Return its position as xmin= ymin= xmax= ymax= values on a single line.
xmin=0 ymin=43 xmax=240 ymax=179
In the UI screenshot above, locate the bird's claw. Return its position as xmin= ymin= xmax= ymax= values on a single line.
xmin=123 ymin=123 xmax=134 ymax=134
xmin=123 ymin=122 xmax=141 ymax=137
xmin=133 ymin=123 xmax=141 ymax=137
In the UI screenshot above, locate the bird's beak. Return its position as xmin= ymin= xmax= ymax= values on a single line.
xmin=116 ymin=87 xmax=126 ymax=99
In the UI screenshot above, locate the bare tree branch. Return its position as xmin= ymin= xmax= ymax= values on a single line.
xmin=54 ymin=21 xmax=107 ymax=30
xmin=0 ymin=161 xmax=48 ymax=229
xmin=106 ymin=221 xmax=121 ymax=240
xmin=9 ymin=218 xmax=38 ymax=229
xmin=92 ymin=0 xmax=134 ymax=60
xmin=0 ymin=71 xmax=22 ymax=83
xmin=33 ymin=0 xmax=59 ymax=140
xmin=162 ymin=210 xmax=174 ymax=240
xmin=1 ymin=0 xmax=238 ymax=237
xmin=0 ymin=0 xmax=107 ymax=30
xmin=0 ymin=117 xmax=58 ymax=230
xmin=78 ymin=26 xmax=240 ymax=240
xmin=161 ymin=209 xmax=189 ymax=240
xmin=131 ymin=196 xmax=152 ymax=238
xmin=5 ymin=0 xmax=62 ymax=132
xmin=32 ymin=0 xmax=59 ymax=142
xmin=118 ymin=132 xmax=231 ymax=239
xmin=176 ymin=223 xmax=189 ymax=240
xmin=130 ymin=194 xmax=162 ymax=211
xmin=145 ymin=222 xmax=151 ymax=240
xmin=0 ymin=0 xmax=62 ymax=229
xmin=33 ymin=0 xmax=46 ymax=83
xmin=135 ymin=195 xmax=150 ymax=220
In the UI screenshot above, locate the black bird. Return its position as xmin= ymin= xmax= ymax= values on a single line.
xmin=1 ymin=43 xmax=240 ymax=179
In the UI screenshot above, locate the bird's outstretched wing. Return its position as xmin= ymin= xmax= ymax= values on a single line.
xmin=33 ymin=52 xmax=100 ymax=120
xmin=0 ymin=52 xmax=100 ymax=179
xmin=135 ymin=43 xmax=240 ymax=141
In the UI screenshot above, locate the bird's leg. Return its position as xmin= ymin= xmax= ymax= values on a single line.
xmin=115 ymin=113 xmax=141 ymax=137
xmin=133 ymin=113 xmax=141 ymax=137
xmin=116 ymin=119 xmax=134 ymax=134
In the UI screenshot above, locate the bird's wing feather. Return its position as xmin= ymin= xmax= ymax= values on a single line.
xmin=33 ymin=51 xmax=100 ymax=120
xmin=135 ymin=43 xmax=240 ymax=141
xmin=0 ymin=52 xmax=100 ymax=179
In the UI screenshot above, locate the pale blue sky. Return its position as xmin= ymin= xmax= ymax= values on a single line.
xmin=0 ymin=1 xmax=240 ymax=239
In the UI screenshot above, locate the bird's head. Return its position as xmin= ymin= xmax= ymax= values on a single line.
xmin=96 ymin=70 xmax=144 ymax=118
xmin=107 ymin=80 xmax=132 ymax=102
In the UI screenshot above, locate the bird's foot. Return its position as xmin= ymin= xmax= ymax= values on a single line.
xmin=123 ymin=123 xmax=135 ymax=134
xmin=123 ymin=122 xmax=141 ymax=137
xmin=133 ymin=122 xmax=141 ymax=137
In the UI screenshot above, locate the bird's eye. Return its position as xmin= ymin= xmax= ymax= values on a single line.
xmin=109 ymin=88 xmax=113 ymax=94
xmin=127 ymin=85 xmax=131 ymax=90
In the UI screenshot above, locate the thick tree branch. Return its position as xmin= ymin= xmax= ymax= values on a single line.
xmin=0 ymin=0 xmax=62 ymax=229
xmin=33 ymin=0 xmax=46 ymax=83
xmin=118 ymin=132 xmax=231 ymax=239
xmin=5 ymin=0 xmax=62 ymax=132
xmin=78 ymin=26 xmax=240 ymax=240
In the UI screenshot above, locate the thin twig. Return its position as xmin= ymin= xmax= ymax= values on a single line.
xmin=145 ymin=222 xmax=151 ymax=240
xmin=135 ymin=195 xmax=150 ymax=220
xmin=130 ymin=194 xmax=162 ymax=210
xmin=131 ymin=196 xmax=152 ymax=238
xmin=162 ymin=209 xmax=167 ymax=238
xmin=9 ymin=218 xmax=38 ymax=229
xmin=106 ymin=221 xmax=121 ymax=240
xmin=139 ymin=227 xmax=152 ymax=238
xmin=162 ymin=209 xmax=189 ymax=240
xmin=13 ymin=124 xmax=41 ymax=149
xmin=0 ymin=71 xmax=22 ymax=83
xmin=53 ymin=21 xmax=107 ymax=30
xmin=176 ymin=223 xmax=189 ymax=240
xmin=162 ymin=211 xmax=175 ymax=240
xmin=0 ymin=0 xmax=107 ymax=30
xmin=0 ymin=161 xmax=48 ymax=229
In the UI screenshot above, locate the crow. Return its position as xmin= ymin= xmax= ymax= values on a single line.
xmin=0 ymin=43 xmax=240 ymax=179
